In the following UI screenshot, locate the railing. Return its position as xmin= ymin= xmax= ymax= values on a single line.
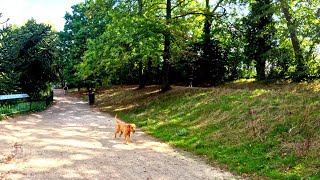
xmin=0 ymin=91 xmax=53 ymax=117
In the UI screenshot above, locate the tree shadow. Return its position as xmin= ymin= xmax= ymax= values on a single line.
xmin=0 ymin=89 xmax=235 ymax=179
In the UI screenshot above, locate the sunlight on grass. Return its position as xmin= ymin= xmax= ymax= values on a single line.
xmin=92 ymin=84 xmax=320 ymax=179
xmin=104 ymin=92 xmax=120 ymax=97
xmin=146 ymin=89 xmax=161 ymax=95
xmin=251 ymin=89 xmax=268 ymax=97
xmin=114 ymin=105 xmax=136 ymax=112
xmin=230 ymin=78 xmax=256 ymax=83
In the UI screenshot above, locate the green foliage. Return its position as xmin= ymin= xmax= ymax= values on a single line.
xmin=60 ymin=0 xmax=115 ymax=87
xmin=275 ymin=0 xmax=320 ymax=81
xmin=177 ymin=40 xmax=227 ymax=86
xmin=0 ymin=92 xmax=53 ymax=119
xmin=0 ymin=26 xmax=21 ymax=93
xmin=18 ymin=20 xmax=58 ymax=97
xmin=59 ymin=0 xmax=320 ymax=88
xmin=244 ymin=0 xmax=275 ymax=80
xmin=79 ymin=8 xmax=163 ymax=85
xmin=175 ymin=128 xmax=189 ymax=136
xmin=0 ymin=19 xmax=58 ymax=97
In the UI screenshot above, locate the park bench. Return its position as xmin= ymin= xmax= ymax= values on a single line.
xmin=0 ymin=94 xmax=30 ymax=101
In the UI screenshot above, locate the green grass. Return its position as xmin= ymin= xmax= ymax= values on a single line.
xmin=0 ymin=101 xmax=49 ymax=119
xmin=0 ymin=102 xmax=31 ymax=115
xmin=84 ymin=82 xmax=320 ymax=179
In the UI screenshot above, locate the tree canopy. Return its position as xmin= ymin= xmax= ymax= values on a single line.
xmin=1 ymin=0 xmax=320 ymax=93
xmin=57 ymin=0 xmax=319 ymax=91
xmin=0 ymin=19 xmax=58 ymax=97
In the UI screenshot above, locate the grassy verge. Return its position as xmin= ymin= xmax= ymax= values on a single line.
xmin=0 ymin=101 xmax=52 ymax=120
xmin=82 ymin=81 xmax=319 ymax=179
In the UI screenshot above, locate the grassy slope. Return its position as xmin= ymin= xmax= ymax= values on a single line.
xmin=88 ymin=81 xmax=319 ymax=179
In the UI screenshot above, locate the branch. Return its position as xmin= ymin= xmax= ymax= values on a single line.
xmin=172 ymin=12 xmax=211 ymax=19
xmin=171 ymin=0 xmax=193 ymax=11
xmin=215 ymin=6 xmax=227 ymax=18
xmin=172 ymin=10 xmax=227 ymax=19
xmin=0 ymin=13 xmax=9 ymax=24
xmin=172 ymin=0 xmax=227 ymax=19
xmin=145 ymin=2 xmax=166 ymax=12
xmin=211 ymin=0 xmax=224 ymax=13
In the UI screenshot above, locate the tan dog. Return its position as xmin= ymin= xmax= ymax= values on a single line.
xmin=114 ymin=114 xmax=136 ymax=144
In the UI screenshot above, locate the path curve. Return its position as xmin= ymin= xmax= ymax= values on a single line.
xmin=0 ymin=89 xmax=239 ymax=179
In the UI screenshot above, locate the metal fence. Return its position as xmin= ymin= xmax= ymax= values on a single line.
xmin=0 ymin=91 xmax=53 ymax=117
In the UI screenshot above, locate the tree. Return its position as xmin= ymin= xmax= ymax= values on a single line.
xmin=0 ymin=19 xmax=58 ymax=97
xmin=161 ymin=0 xmax=227 ymax=90
xmin=244 ymin=0 xmax=275 ymax=80
xmin=16 ymin=20 xmax=58 ymax=97
xmin=61 ymin=0 xmax=114 ymax=88
xmin=58 ymin=0 xmax=320 ymax=89
xmin=0 ymin=26 xmax=20 ymax=94
xmin=161 ymin=0 xmax=172 ymax=92
xmin=278 ymin=0 xmax=305 ymax=81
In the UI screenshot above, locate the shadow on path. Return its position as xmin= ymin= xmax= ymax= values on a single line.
xmin=0 ymin=89 xmax=238 ymax=179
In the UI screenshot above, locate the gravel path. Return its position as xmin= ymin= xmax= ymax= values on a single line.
xmin=0 ymin=89 xmax=239 ymax=180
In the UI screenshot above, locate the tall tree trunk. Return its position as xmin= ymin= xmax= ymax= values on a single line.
xmin=161 ymin=0 xmax=171 ymax=92
xmin=203 ymin=0 xmax=211 ymax=47
xmin=279 ymin=0 xmax=305 ymax=80
xmin=200 ymin=0 xmax=224 ymax=85
xmin=204 ymin=0 xmax=223 ymax=42
xmin=138 ymin=61 xmax=145 ymax=89
xmin=156 ymin=64 xmax=161 ymax=85
xmin=198 ymin=0 xmax=212 ymax=85
xmin=137 ymin=0 xmax=145 ymax=89
xmin=146 ymin=58 xmax=152 ymax=85
xmin=256 ymin=58 xmax=266 ymax=80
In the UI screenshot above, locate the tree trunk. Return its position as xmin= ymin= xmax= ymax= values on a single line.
xmin=138 ymin=61 xmax=145 ymax=89
xmin=146 ymin=58 xmax=152 ymax=85
xmin=203 ymin=0 xmax=223 ymax=46
xmin=137 ymin=0 xmax=145 ymax=89
xmin=161 ymin=0 xmax=171 ymax=92
xmin=201 ymin=0 xmax=213 ymax=85
xmin=156 ymin=64 xmax=161 ymax=85
xmin=162 ymin=33 xmax=171 ymax=91
xmin=279 ymin=0 xmax=305 ymax=80
xmin=256 ymin=58 xmax=266 ymax=80
xmin=203 ymin=0 xmax=211 ymax=47
xmin=200 ymin=0 xmax=225 ymax=85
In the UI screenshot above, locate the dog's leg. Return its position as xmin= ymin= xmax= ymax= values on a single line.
xmin=115 ymin=125 xmax=120 ymax=139
xmin=128 ymin=132 xmax=132 ymax=142
xmin=119 ymin=131 xmax=123 ymax=139
xmin=123 ymin=132 xmax=129 ymax=144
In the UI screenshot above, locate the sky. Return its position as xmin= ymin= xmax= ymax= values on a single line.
xmin=0 ymin=0 xmax=84 ymax=31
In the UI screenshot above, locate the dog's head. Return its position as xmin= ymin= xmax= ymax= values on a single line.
xmin=128 ymin=124 xmax=136 ymax=133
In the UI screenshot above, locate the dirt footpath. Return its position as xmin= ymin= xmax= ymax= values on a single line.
xmin=0 ymin=89 xmax=239 ymax=180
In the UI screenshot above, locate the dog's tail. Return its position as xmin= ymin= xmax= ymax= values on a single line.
xmin=114 ymin=114 xmax=121 ymax=123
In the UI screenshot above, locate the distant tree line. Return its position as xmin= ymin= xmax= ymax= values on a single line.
xmin=58 ymin=0 xmax=319 ymax=91
xmin=1 ymin=0 xmax=320 ymax=94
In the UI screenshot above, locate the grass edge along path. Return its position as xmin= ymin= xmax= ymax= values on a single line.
xmin=76 ymin=82 xmax=320 ymax=179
